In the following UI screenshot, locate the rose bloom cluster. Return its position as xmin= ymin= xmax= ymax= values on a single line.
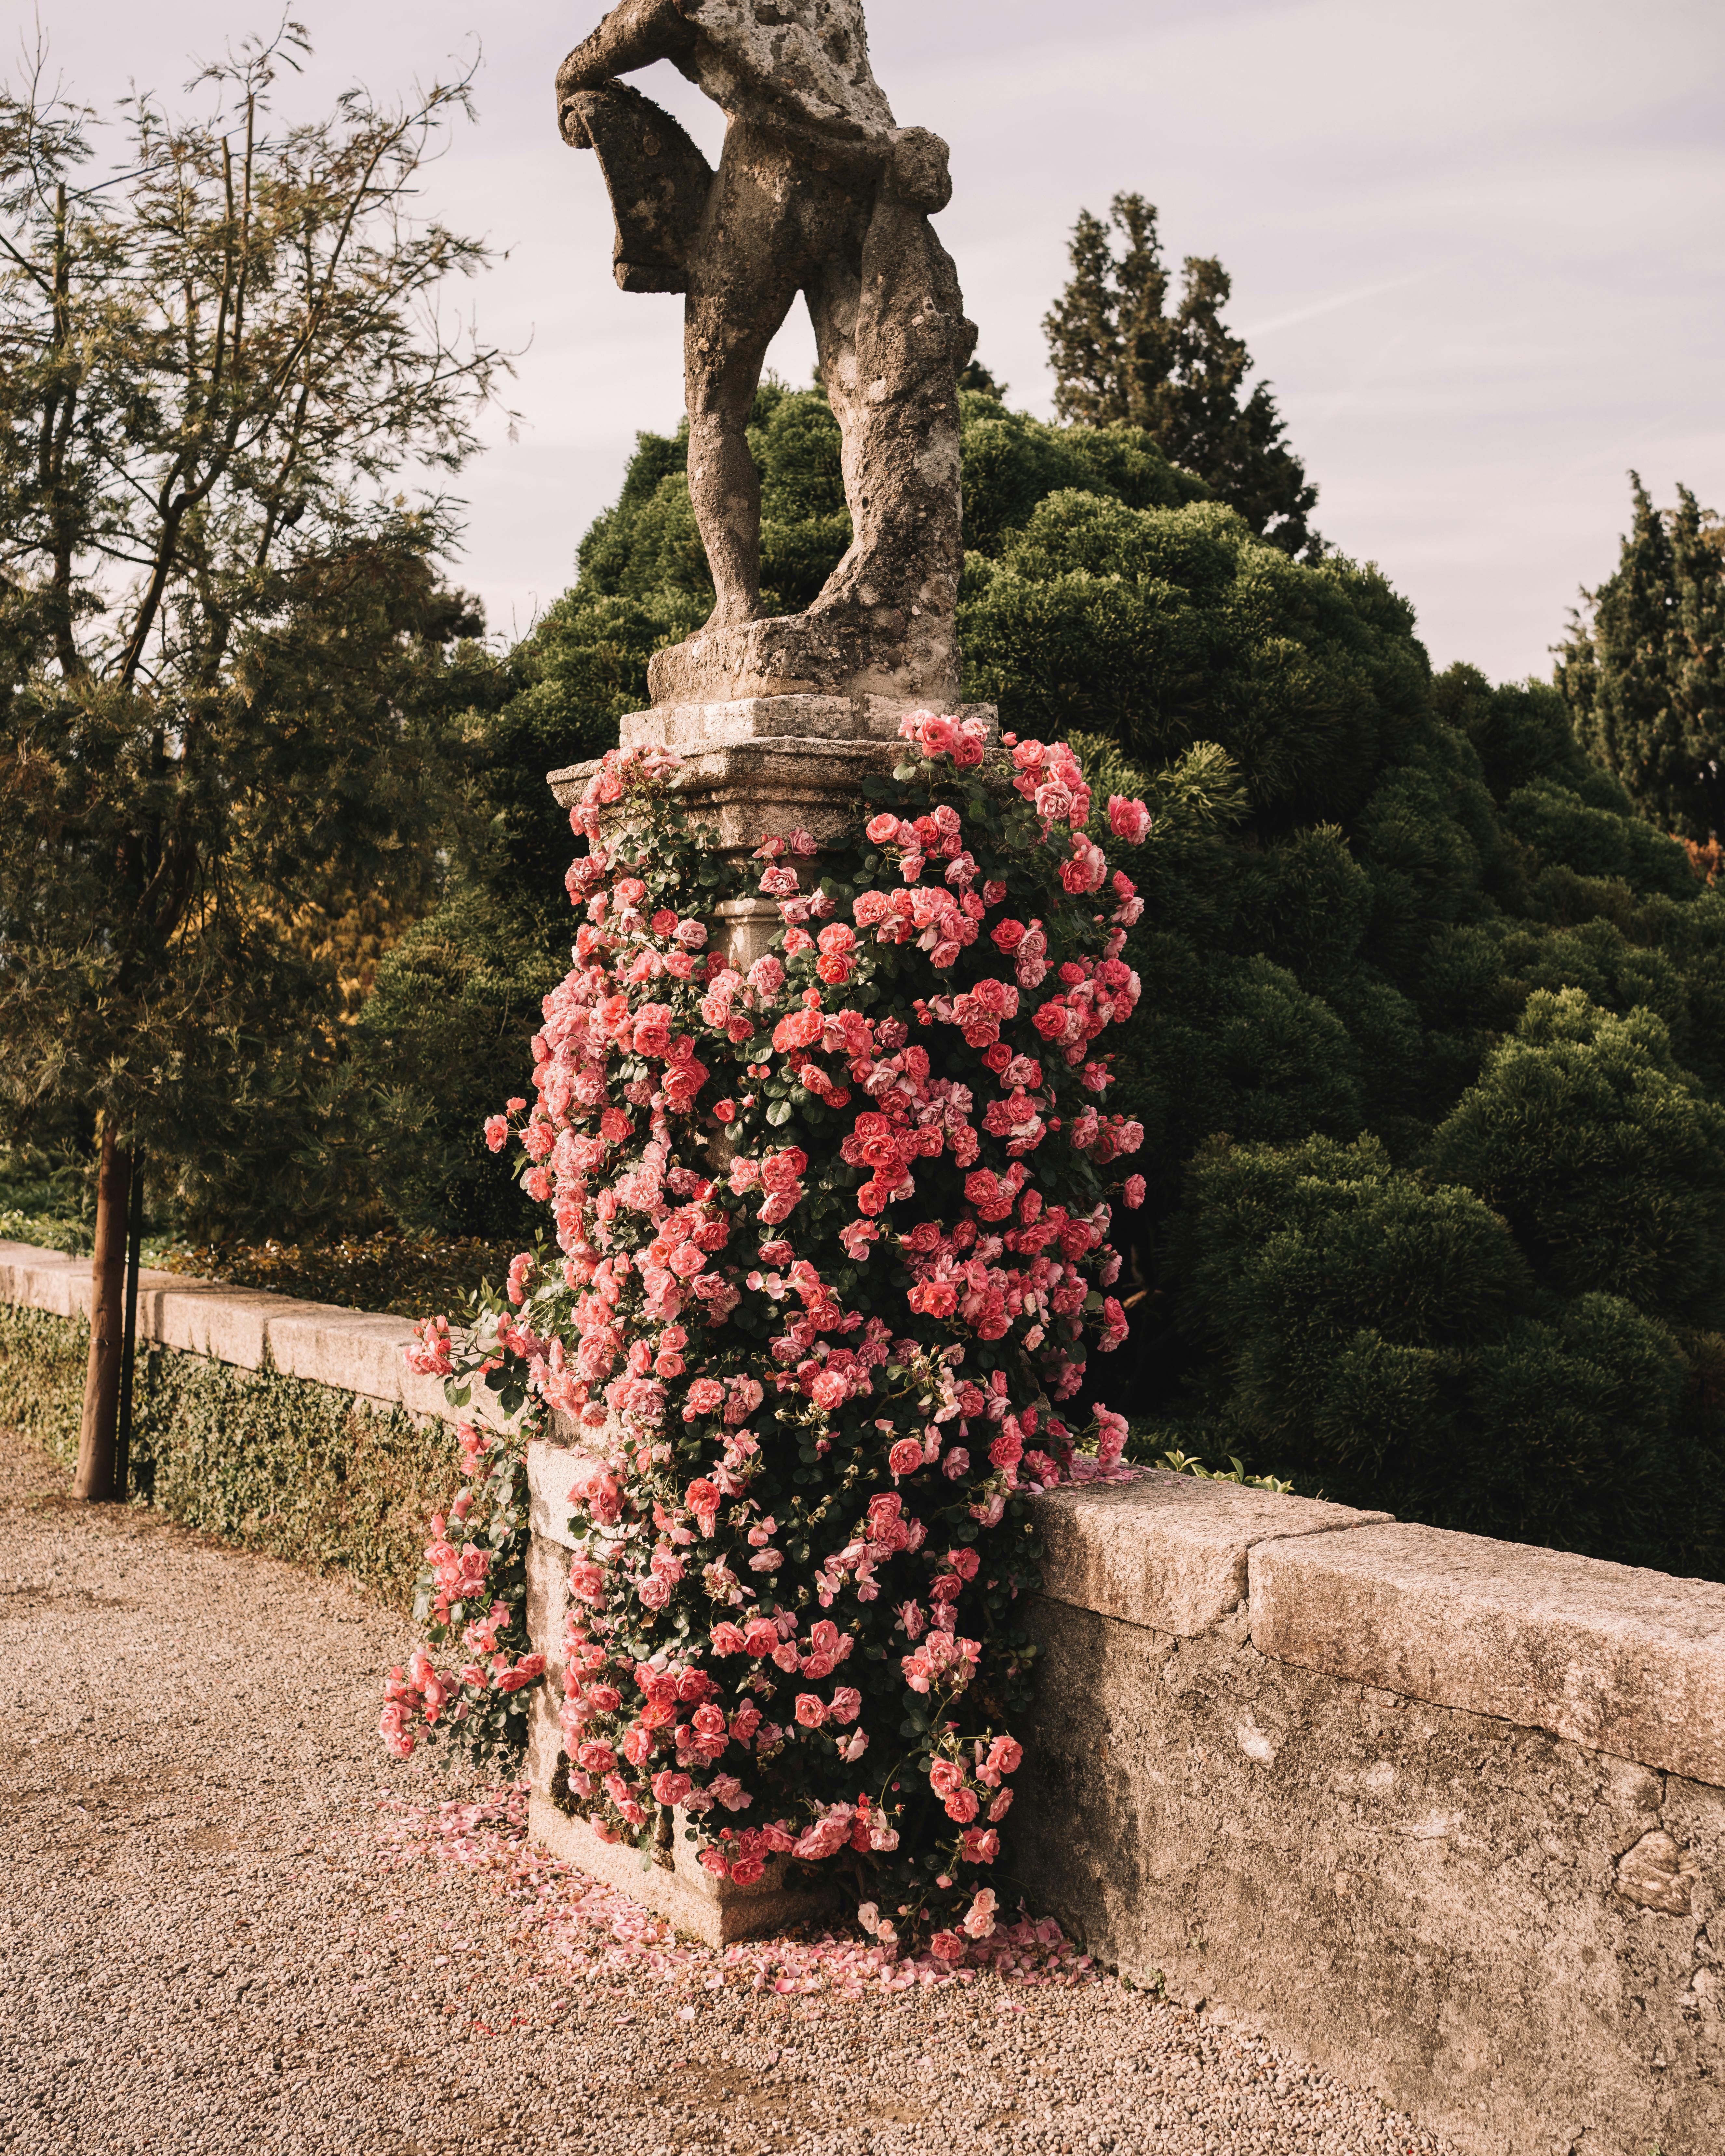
xmin=392 ymin=721 xmax=1148 ymax=1949
xmin=379 ymin=1410 xmax=547 ymax=1764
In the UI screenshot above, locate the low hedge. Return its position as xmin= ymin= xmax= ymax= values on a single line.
xmin=156 ymin=1230 xmax=515 ymax=1321
xmin=0 ymin=1303 xmax=457 ymax=1610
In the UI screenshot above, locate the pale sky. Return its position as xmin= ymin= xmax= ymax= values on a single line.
xmin=22 ymin=0 xmax=1725 ymax=683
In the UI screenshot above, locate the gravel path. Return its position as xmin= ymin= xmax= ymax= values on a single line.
xmin=0 ymin=1426 xmax=1454 ymax=2156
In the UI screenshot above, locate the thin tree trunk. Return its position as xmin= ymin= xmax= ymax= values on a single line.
xmin=114 ymin=1149 xmax=145 ymax=1500
xmin=74 ymin=1124 xmax=132 ymax=1502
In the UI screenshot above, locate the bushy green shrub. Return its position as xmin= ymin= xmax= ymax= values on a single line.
xmin=350 ymin=886 xmax=566 ymax=1242
xmin=1175 ymin=1131 xmax=1723 ymax=1573
xmin=1425 ymin=990 xmax=1725 ymax=1323
xmin=0 ymin=1140 xmax=98 ymax=1251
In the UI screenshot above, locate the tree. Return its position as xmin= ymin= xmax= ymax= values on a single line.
xmin=1043 ymin=192 xmax=1320 ymax=559
xmin=1558 ymin=475 xmax=1725 ymax=840
xmin=0 ymin=26 xmax=508 ymax=1497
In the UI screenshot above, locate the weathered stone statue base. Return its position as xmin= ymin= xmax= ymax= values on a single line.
xmin=548 ymin=692 xmax=998 ymax=969
xmin=524 ymin=1424 xmax=837 ymax=1945
xmin=645 ymin=600 xmax=965 ymax=712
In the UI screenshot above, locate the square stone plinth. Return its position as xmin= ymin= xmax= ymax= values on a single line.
xmin=524 ymin=1431 xmax=838 ymax=1947
xmin=545 ymin=693 xmax=1000 ymax=865
xmin=527 ymin=1794 xmax=837 ymax=1948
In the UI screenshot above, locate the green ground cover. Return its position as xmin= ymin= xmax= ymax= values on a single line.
xmin=0 ymin=1303 xmax=457 ymax=1611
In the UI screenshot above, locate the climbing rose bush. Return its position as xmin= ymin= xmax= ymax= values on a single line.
xmin=391 ymin=714 xmax=1148 ymax=1949
xmin=379 ymin=1404 xmax=546 ymax=1768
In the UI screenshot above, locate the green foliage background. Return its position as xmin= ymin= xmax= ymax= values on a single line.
xmin=377 ymin=385 xmax=1725 ymax=1579
xmin=13 ymin=380 xmax=1715 ymax=1581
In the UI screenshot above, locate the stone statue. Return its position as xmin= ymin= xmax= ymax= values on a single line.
xmin=554 ymin=0 xmax=978 ymax=709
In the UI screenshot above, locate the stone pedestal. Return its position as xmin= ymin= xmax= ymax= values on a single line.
xmin=529 ymin=683 xmax=996 ymax=1924
xmin=548 ymin=691 xmax=996 ymax=968
xmin=527 ymin=1795 xmax=837 ymax=1948
xmin=522 ymin=1423 xmax=838 ymax=1945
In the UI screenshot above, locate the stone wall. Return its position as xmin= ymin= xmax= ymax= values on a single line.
xmin=1015 ymin=1473 xmax=1725 ymax=2156
xmin=0 ymin=1239 xmax=460 ymax=1425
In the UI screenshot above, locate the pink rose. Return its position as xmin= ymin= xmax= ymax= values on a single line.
xmin=888 ymin=1438 xmax=925 ymax=1477
xmin=633 ymin=1004 xmax=673 ymax=1057
xmin=1107 ymin=794 xmax=1152 ymax=845
xmin=962 ymin=1887 xmax=999 ymax=1939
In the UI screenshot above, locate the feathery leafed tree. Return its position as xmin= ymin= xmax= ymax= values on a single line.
xmin=1043 ymin=191 xmax=1320 ymax=559
xmin=0 ymin=24 xmax=508 ymax=1497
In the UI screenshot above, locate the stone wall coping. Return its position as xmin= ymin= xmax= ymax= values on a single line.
xmin=0 ymin=1237 xmax=470 ymax=1421
xmin=1031 ymin=1470 xmax=1393 ymax=1636
xmin=1028 ymin=1471 xmax=1725 ymax=1789
xmin=1249 ymin=1520 xmax=1725 ymax=1789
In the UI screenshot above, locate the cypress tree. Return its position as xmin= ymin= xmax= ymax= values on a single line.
xmin=1559 ymin=476 xmax=1725 ymax=839
xmin=1042 ymin=193 xmax=1320 ymax=559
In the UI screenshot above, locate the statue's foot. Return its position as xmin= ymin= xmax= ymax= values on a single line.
xmin=801 ymin=582 xmax=878 ymax=634
xmin=699 ymin=598 xmax=769 ymax=636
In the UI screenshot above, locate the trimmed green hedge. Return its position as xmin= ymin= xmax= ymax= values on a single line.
xmin=0 ymin=1303 xmax=458 ymax=1610
xmin=155 ymin=1229 xmax=517 ymax=1321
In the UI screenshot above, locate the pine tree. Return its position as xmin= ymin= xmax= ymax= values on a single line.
xmin=1558 ymin=476 xmax=1725 ymax=839
xmin=1043 ymin=193 xmax=1320 ymax=559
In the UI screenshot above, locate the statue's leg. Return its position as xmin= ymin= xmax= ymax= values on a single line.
xmin=805 ymin=194 xmax=977 ymax=633
xmin=684 ymin=143 xmax=804 ymax=630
